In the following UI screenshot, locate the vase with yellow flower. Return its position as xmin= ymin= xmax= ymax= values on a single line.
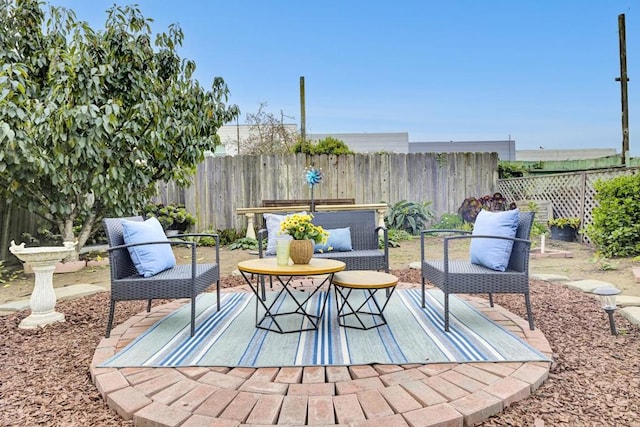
xmin=280 ymin=213 xmax=328 ymax=264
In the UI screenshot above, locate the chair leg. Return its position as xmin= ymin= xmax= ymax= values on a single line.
xmin=524 ymin=293 xmax=535 ymax=330
xmin=259 ymin=275 xmax=266 ymax=301
xmin=216 ymin=280 xmax=221 ymax=311
xmin=444 ymin=293 xmax=450 ymax=332
xmin=146 ymin=299 xmax=152 ymax=312
xmin=421 ymin=278 xmax=426 ymax=308
xmin=106 ymin=299 xmax=116 ymax=338
xmin=488 ymin=293 xmax=494 ymax=307
xmin=190 ymin=297 xmax=196 ymax=337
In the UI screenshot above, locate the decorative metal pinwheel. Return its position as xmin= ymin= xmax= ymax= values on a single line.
xmin=305 ymin=167 xmax=323 ymax=187
xmin=304 ymin=167 xmax=323 ymax=212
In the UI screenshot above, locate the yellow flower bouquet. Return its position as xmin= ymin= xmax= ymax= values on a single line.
xmin=280 ymin=213 xmax=328 ymax=244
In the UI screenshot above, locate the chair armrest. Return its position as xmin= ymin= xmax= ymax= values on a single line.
xmin=441 ymin=234 xmax=532 ymax=272
xmin=107 ymin=240 xmax=196 ymax=252
xmin=420 ymin=229 xmax=471 ymax=261
xmin=169 ymin=233 xmax=220 ymax=265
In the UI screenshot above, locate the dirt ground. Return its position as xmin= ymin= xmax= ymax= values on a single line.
xmin=2 ymin=236 xmax=639 ymax=305
xmin=2 ymin=238 xmax=640 ymax=425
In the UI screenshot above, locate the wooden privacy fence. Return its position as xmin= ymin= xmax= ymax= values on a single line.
xmin=155 ymin=152 xmax=499 ymax=231
xmin=498 ymin=166 xmax=640 ymax=244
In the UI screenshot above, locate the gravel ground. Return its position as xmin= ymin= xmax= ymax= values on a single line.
xmin=1 ymin=269 xmax=639 ymax=426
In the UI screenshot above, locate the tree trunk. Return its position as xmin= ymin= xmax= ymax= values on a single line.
xmin=0 ymin=200 xmax=11 ymax=261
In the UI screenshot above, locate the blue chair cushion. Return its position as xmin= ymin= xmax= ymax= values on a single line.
xmin=314 ymin=227 xmax=353 ymax=253
xmin=121 ymin=217 xmax=176 ymax=277
xmin=469 ymin=209 xmax=519 ymax=271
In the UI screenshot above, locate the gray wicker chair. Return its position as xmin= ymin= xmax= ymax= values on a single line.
xmin=103 ymin=217 xmax=220 ymax=338
xmin=420 ymin=211 xmax=535 ymax=332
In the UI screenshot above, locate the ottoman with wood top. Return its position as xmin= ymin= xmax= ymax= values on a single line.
xmin=331 ymin=270 xmax=398 ymax=330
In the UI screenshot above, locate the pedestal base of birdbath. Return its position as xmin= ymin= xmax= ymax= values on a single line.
xmin=19 ymin=310 xmax=65 ymax=329
xmin=19 ymin=264 xmax=66 ymax=329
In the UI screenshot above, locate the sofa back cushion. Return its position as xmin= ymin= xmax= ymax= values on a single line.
xmin=312 ymin=210 xmax=377 ymax=250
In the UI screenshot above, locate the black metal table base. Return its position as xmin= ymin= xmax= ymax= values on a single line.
xmin=334 ymin=285 xmax=396 ymax=330
xmin=240 ymin=271 xmax=333 ymax=334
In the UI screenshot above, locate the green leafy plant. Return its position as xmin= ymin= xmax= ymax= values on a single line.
xmin=385 ymin=200 xmax=436 ymax=235
xmin=430 ymin=213 xmax=464 ymax=230
xmin=591 ymin=254 xmax=618 ymax=271
xmin=228 ymin=237 xmax=258 ymax=250
xmin=194 ymin=230 xmax=218 ymax=247
xmin=530 ymin=221 xmax=548 ymax=239
xmin=193 ymin=228 xmax=245 ymax=246
xmin=291 ymin=136 xmax=353 ymax=154
xmin=144 ymin=203 xmax=196 ymax=231
xmin=584 ymin=173 xmax=640 ymax=258
xmin=218 ymin=228 xmax=244 ymax=246
xmin=383 ymin=228 xmax=413 ymax=248
xmin=498 ymin=162 xmax=528 ymax=178
xmin=548 ymin=217 xmax=581 ymax=229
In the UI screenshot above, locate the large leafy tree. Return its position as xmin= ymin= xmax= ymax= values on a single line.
xmin=0 ymin=0 xmax=238 ymax=258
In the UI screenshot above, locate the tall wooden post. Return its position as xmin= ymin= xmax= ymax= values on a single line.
xmin=300 ymin=76 xmax=306 ymax=142
xmin=616 ymin=14 xmax=630 ymax=165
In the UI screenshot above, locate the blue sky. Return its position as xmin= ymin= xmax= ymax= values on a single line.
xmin=48 ymin=1 xmax=638 ymax=155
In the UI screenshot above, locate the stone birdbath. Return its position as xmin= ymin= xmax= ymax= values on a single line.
xmin=9 ymin=240 xmax=76 ymax=329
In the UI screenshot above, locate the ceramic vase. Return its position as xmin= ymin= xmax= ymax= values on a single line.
xmin=289 ymin=239 xmax=314 ymax=264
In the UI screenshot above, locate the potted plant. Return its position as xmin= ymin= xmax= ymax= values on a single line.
xmin=143 ymin=203 xmax=196 ymax=235
xmin=280 ymin=213 xmax=328 ymax=264
xmin=548 ymin=217 xmax=581 ymax=242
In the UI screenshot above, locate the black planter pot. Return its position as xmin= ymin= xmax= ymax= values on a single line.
xmin=550 ymin=225 xmax=577 ymax=242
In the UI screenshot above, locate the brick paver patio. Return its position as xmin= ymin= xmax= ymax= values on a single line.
xmin=90 ymin=283 xmax=552 ymax=426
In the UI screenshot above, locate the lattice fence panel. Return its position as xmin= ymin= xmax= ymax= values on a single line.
xmin=499 ymin=167 xmax=640 ymax=244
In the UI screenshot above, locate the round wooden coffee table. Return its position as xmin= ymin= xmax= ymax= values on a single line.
xmin=331 ymin=270 xmax=398 ymax=330
xmin=237 ymin=258 xmax=345 ymax=333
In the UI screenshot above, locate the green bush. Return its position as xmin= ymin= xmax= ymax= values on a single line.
xmin=143 ymin=203 xmax=196 ymax=231
xmin=498 ymin=162 xmax=528 ymax=178
xmin=385 ymin=200 xmax=436 ymax=235
xmin=584 ymin=174 xmax=640 ymax=257
xmin=383 ymin=228 xmax=413 ymax=248
xmin=291 ymin=137 xmax=353 ymax=154
xmin=195 ymin=231 xmax=218 ymax=247
xmin=229 ymin=237 xmax=258 ymax=250
xmin=430 ymin=213 xmax=464 ymax=230
xmin=530 ymin=221 xmax=548 ymax=240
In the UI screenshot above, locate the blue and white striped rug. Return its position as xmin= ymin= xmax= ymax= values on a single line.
xmin=100 ymin=289 xmax=549 ymax=368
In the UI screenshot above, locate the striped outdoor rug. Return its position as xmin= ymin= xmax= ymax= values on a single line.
xmin=100 ymin=289 xmax=549 ymax=368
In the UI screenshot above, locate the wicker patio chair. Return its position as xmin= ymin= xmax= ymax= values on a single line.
xmin=103 ymin=217 xmax=220 ymax=338
xmin=420 ymin=211 xmax=535 ymax=332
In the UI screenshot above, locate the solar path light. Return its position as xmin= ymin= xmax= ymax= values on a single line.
xmin=592 ymin=286 xmax=622 ymax=335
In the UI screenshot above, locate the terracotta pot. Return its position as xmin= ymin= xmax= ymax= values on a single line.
xmin=289 ymin=239 xmax=314 ymax=264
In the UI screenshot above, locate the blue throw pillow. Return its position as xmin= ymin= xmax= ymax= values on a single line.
xmin=314 ymin=227 xmax=353 ymax=253
xmin=121 ymin=217 xmax=176 ymax=277
xmin=469 ymin=209 xmax=519 ymax=271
